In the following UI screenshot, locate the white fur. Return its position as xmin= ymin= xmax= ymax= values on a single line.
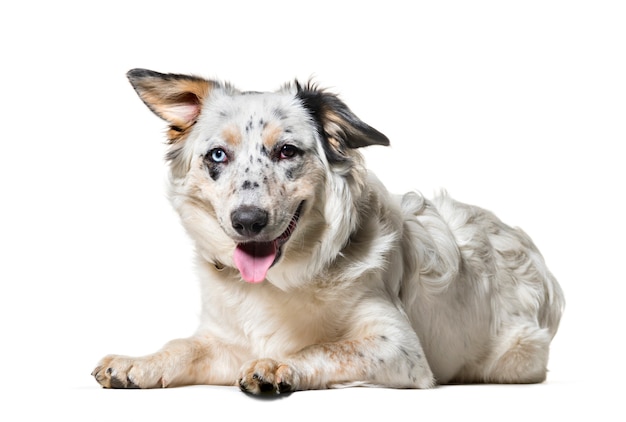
xmin=93 ymin=70 xmax=565 ymax=393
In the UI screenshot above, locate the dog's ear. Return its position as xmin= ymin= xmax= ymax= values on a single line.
xmin=127 ymin=68 xmax=216 ymax=142
xmin=295 ymin=81 xmax=390 ymax=164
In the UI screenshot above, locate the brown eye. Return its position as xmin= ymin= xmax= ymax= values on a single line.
xmin=280 ymin=144 xmax=299 ymax=159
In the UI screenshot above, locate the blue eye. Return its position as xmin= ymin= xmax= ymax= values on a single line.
xmin=209 ymin=148 xmax=228 ymax=163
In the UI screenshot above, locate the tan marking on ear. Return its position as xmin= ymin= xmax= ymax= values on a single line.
xmin=222 ymin=125 xmax=242 ymax=147
xmin=327 ymin=135 xmax=342 ymax=151
xmin=131 ymin=74 xmax=214 ymax=136
xmin=157 ymin=80 xmax=213 ymax=144
xmin=323 ymin=109 xmax=344 ymax=126
xmin=262 ymin=121 xmax=283 ymax=149
xmin=177 ymin=79 xmax=213 ymax=101
xmin=319 ymin=110 xmax=346 ymax=154
xmin=166 ymin=127 xmax=192 ymax=143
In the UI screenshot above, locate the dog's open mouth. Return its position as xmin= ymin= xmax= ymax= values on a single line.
xmin=233 ymin=202 xmax=304 ymax=283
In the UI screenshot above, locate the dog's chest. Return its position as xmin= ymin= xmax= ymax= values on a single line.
xmin=203 ymin=281 xmax=347 ymax=357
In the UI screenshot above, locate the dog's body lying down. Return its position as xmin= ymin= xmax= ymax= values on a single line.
xmin=92 ymin=69 xmax=564 ymax=393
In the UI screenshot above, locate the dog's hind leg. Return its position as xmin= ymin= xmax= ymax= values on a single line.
xmin=481 ymin=325 xmax=553 ymax=384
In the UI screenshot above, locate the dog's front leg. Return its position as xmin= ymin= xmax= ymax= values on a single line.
xmin=92 ymin=335 xmax=235 ymax=388
xmin=238 ymin=302 xmax=435 ymax=394
xmin=238 ymin=335 xmax=434 ymax=394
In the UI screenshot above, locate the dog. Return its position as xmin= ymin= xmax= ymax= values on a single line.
xmin=92 ymin=69 xmax=565 ymax=394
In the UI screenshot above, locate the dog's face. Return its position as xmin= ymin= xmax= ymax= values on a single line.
xmin=127 ymin=69 xmax=389 ymax=286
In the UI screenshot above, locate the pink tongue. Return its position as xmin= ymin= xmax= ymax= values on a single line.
xmin=233 ymin=242 xmax=277 ymax=283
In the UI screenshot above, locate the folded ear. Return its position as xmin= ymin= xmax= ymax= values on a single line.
xmin=127 ymin=68 xmax=217 ymax=142
xmin=294 ymin=81 xmax=390 ymax=164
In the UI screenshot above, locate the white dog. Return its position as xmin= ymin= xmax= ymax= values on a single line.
xmin=92 ymin=69 xmax=565 ymax=394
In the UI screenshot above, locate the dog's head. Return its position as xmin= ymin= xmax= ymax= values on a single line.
xmin=127 ymin=69 xmax=389 ymax=287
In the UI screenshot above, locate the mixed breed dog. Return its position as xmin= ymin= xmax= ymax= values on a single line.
xmin=92 ymin=69 xmax=564 ymax=394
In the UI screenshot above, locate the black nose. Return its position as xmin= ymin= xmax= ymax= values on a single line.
xmin=231 ymin=206 xmax=269 ymax=237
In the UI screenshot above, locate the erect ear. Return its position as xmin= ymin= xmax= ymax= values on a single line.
xmin=127 ymin=68 xmax=217 ymax=142
xmin=294 ymin=81 xmax=390 ymax=164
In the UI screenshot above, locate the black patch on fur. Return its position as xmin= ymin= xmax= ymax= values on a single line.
xmin=207 ymin=163 xmax=221 ymax=180
xmin=296 ymin=88 xmax=347 ymax=165
xmin=241 ymin=180 xmax=260 ymax=190
xmin=128 ymin=68 xmax=200 ymax=83
xmin=295 ymin=81 xmax=390 ymax=164
xmin=285 ymin=167 xmax=295 ymax=180
xmin=203 ymin=155 xmax=222 ymax=180
xmin=283 ymin=160 xmax=305 ymax=180
xmin=245 ymin=118 xmax=254 ymax=133
xmin=264 ymin=177 xmax=272 ymax=195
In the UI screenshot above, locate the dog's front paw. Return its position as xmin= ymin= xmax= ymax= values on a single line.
xmin=92 ymin=354 xmax=165 ymax=389
xmin=238 ymin=358 xmax=298 ymax=395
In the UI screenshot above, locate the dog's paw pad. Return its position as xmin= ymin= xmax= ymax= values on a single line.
xmin=277 ymin=381 xmax=294 ymax=393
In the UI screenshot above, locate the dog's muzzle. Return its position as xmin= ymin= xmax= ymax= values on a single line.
xmin=231 ymin=202 xmax=304 ymax=283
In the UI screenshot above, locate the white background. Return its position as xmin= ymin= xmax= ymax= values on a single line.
xmin=1 ymin=1 xmax=624 ymax=420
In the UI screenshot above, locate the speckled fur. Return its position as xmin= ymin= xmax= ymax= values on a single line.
xmin=92 ymin=69 xmax=565 ymax=394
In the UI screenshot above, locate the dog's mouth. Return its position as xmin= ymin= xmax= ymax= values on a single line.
xmin=233 ymin=202 xmax=304 ymax=283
